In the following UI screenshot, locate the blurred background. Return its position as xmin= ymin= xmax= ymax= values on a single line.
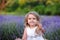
xmin=0 ymin=0 xmax=60 ymax=15
xmin=0 ymin=0 xmax=60 ymax=40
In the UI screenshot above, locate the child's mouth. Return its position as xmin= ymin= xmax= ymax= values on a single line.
xmin=30 ymin=22 xmax=35 ymax=24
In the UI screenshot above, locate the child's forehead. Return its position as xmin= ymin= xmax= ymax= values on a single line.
xmin=28 ymin=13 xmax=37 ymax=16
xmin=28 ymin=14 xmax=37 ymax=17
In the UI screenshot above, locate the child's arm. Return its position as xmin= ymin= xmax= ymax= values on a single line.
xmin=22 ymin=28 xmax=27 ymax=40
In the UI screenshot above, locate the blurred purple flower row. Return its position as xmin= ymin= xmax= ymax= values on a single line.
xmin=0 ymin=15 xmax=60 ymax=33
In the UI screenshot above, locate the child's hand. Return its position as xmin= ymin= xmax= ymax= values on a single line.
xmin=15 ymin=38 xmax=21 ymax=40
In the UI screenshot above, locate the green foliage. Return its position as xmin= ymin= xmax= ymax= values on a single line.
xmin=1 ymin=23 xmax=23 ymax=40
xmin=55 ymin=3 xmax=60 ymax=15
xmin=33 ymin=5 xmax=45 ymax=15
xmin=45 ymin=29 xmax=60 ymax=40
xmin=44 ymin=5 xmax=56 ymax=15
xmin=18 ymin=0 xmax=27 ymax=6
xmin=1 ymin=0 xmax=60 ymax=15
xmin=15 ymin=7 xmax=31 ymax=15
xmin=5 ymin=2 xmax=19 ymax=12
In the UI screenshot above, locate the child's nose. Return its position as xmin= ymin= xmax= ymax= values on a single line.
xmin=31 ymin=19 xmax=34 ymax=21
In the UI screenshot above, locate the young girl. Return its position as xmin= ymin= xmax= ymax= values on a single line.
xmin=22 ymin=11 xmax=45 ymax=40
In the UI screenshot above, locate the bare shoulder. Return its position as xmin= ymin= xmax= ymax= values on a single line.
xmin=24 ymin=27 xmax=27 ymax=32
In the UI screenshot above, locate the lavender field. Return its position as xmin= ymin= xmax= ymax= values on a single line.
xmin=0 ymin=15 xmax=60 ymax=40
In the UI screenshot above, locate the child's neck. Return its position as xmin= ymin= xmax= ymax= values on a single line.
xmin=29 ymin=25 xmax=36 ymax=29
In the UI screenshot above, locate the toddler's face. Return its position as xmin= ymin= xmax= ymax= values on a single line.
xmin=27 ymin=14 xmax=38 ymax=26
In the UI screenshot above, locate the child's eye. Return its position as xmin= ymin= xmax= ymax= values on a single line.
xmin=33 ymin=18 xmax=36 ymax=20
xmin=28 ymin=18 xmax=31 ymax=20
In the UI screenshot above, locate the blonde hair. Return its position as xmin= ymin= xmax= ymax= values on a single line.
xmin=24 ymin=11 xmax=45 ymax=34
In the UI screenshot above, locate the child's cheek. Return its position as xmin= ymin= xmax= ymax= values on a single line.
xmin=34 ymin=20 xmax=38 ymax=24
xmin=28 ymin=20 xmax=31 ymax=24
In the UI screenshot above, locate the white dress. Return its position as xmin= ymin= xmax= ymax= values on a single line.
xmin=26 ymin=26 xmax=44 ymax=40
